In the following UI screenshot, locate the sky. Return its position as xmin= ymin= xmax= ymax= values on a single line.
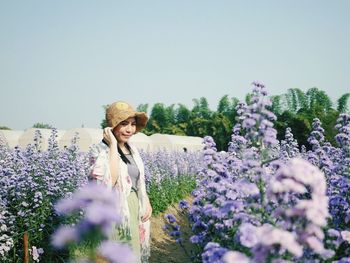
xmin=0 ymin=0 xmax=349 ymax=130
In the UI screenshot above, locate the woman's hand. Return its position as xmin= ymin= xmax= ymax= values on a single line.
xmin=103 ymin=127 xmax=118 ymax=147
xmin=142 ymin=200 xmax=152 ymax=223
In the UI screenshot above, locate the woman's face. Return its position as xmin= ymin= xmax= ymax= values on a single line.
xmin=113 ymin=117 xmax=137 ymax=144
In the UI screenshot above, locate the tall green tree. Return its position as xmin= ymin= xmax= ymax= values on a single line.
xmin=337 ymin=93 xmax=350 ymax=113
xmin=217 ymin=95 xmax=239 ymax=125
xmin=100 ymin=105 xmax=108 ymax=129
xmin=305 ymin=87 xmax=333 ymax=113
xmin=270 ymin=95 xmax=283 ymax=115
xmin=284 ymin=88 xmax=307 ymax=113
xmin=173 ymin=104 xmax=191 ymax=135
xmin=209 ymin=112 xmax=232 ymax=151
xmin=186 ymin=97 xmax=213 ymax=138
xmin=191 ymin=97 xmax=212 ymax=119
xmin=146 ymin=103 xmax=175 ymax=134
xmin=32 ymin=123 xmax=54 ymax=129
xmin=137 ymin=103 xmax=149 ymax=114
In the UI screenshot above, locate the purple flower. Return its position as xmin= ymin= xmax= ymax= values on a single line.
xmin=202 ymin=242 xmax=228 ymax=263
xmin=242 ymin=118 xmax=257 ymax=129
xmin=165 ymin=214 xmax=177 ymax=224
xmin=179 ymin=200 xmax=189 ymax=210
xmin=223 ymin=251 xmax=250 ymax=263
xmin=98 ymin=240 xmax=136 ymax=263
xmin=239 ymin=223 xmax=258 ymax=248
xmin=51 ymin=226 xmax=79 ymax=249
xmin=341 ymin=230 xmax=350 ymax=243
xmin=51 ymin=182 xmax=124 ymax=252
xmin=84 ymin=202 xmax=121 ymax=234
xmin=190 ymin=235 xmax=201 ymax=244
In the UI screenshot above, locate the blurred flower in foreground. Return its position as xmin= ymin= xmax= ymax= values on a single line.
xmin=51 ymin=182 xmax=135 ymax=263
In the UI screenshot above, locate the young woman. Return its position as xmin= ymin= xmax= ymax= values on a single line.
xmin=89 ymin=101 xmax=152 ymax=263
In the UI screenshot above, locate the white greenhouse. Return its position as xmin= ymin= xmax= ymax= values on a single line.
xmin=18 ymin=128 xmax=66 ymax=151
xmin=59 ymin=128 xmax=102 ymax=152
xmin=0 ymin=128 xmax=204 ymax=153
xmin=149 ymin=133 xmax=204 ymax=152
xmin=0 ymin=130 xmax=24 ymax=148
xmin=129 ymin=132 xmax=152 ymax=151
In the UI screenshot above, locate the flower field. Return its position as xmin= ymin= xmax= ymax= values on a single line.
xmin=0 ymin=130 xmax=202 ymax=262
xmin=1 ymin=82 xmax=350 ymax=262
xmin=164 ymin=83 xmax=350 ymax=263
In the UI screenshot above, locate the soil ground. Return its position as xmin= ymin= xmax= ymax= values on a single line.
xmin=149 ymin=197 xmax=194 ymax=263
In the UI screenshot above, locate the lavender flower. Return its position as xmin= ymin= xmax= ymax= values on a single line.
xmin=179 ymin=200 xmax=189 ymax=210
xmin=52 ymin=182 xmax=122 ymax=249
xmin=222 ymin=251 xmax=250 ymax=263
xmin=98 ymin=240 xmax=136 ymax=263
xmin=51 ymin=226 xmax=79 ymax=249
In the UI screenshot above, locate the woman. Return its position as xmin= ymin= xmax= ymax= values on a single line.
xmin=89 ymin=101 xmax=152 ymax=263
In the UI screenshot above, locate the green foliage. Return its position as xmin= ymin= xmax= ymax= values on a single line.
xmin=0 ymin=126 xmax=11 ymax=130
xmin=99 ymin=86 xmax=345 ymax=151
xmin=275 ymin=111 xmax=311 ymax=147
xmin=136 ymin=103 xmax=149 ymax=114
xmin=272 ymin=87 xmax=340 ymax=149
xmin=337 ymin=93 xmax=350 ymax=113
xmin=148 ymin=175 xmax=196 ymax=216
xmin=32 ymin=123 xmax=54 ymax=129
xmin=100 ymin=105 xmax=108 ymax=129
xmin=208 ymin=112 xmax=232 ymax=151
xmin=306 ymin=87 xmax=333 ymax=113
xmin=285 ymin=88 xmax=307 ymax=112
xmin=145 ymin=103 xmax=175 ymax=134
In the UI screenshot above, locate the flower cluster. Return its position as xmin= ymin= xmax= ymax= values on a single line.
xmin=0 ymin=129 xmax=89 ymax=262
xmin=173 ymin=82 xmax=350 ymax=262
xmin=141 ymin=149 xmax=203 ymax=214
xmin=1 ymin=128 xmax=203 ymax=261
xmin=51 ymin=182 xmax=136 ymax=263
xmin=280 ymin=127 xmax=300 ymax=160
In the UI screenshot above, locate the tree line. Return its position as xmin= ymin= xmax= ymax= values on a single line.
xmin=1 ymin=87 xmax=347 ymax=152
xmin=100 ymin=87 xmax=349 ymax=151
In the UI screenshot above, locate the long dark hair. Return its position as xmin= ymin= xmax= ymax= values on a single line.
xmin=117 ymin=143 xmax=131 ymax=164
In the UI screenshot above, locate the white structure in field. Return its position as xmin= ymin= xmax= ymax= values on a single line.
xmin=0 ymin=128 xmax=204 ymax=152
xmin=129 ymin=132 xmax=152 ymax=151
xmin=149 ymin=133 xmax=203 ymax=151
xmin=59 ymin=128 xmax=103 ymax=152
xmin=0 ymin=130 xmax=24 ymax=148
xmin=18 ymin=128 xmax=66 ymax=151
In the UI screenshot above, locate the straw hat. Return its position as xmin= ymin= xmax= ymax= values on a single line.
xmin=106 ymin=101 xmax=148 ymax=132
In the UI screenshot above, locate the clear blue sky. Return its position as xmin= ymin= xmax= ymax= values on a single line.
xmin=1 ymin=0 xmax=349 ymax=130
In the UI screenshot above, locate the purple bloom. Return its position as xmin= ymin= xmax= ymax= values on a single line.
xmin=242 ymin=118 xmax=257 ymax=129
xmin=190 ymin=235 xmax=201 ymax=244
xmin=165 ymin=214 xmax=177 ymax=224
xmin=51 ymin=182 xmax=125 ymax=254
xmin=202 ymin=242 xmax=228 ymax=263
xmin=239 ymin=223 xmax=258 ymax=248
xmin=51 ymin=226 xmax=79 ymax=249
xmin=223 ymin=251 xmax=250 ymax=263
xmin=170 ymin=231 xmax=181 ymax=237
xmin=179 ymin=200 xmax=189 ymax=210
xmin=98 ymin=240 xmax=136 ymax=263
xmin=84 ymin=202 xmax=121 ymax=234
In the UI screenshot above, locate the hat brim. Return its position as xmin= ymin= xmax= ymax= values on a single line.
xmin=134 ymin=112 xmax=148 ymax=132
xmin=111 ymin=111 xmax=148 ymax=133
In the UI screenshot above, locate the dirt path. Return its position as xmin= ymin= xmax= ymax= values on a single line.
xmin=149 ymin=198 xmax=194 ymax=263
